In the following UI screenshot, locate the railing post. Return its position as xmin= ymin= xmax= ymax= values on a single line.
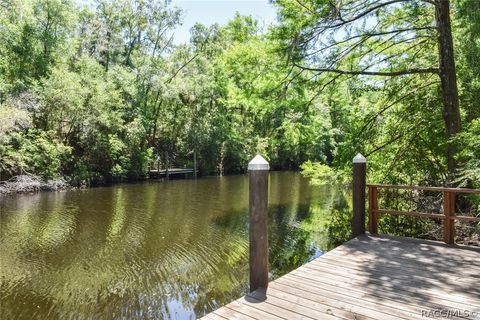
xmin=248 ymin=154 xmax=269 ymax=293
xmin=352 ymin=153 xmax=367 ymax=238
xmin=443 ymin=191 xmax=455 ymax=244
xmin=368 ymin=186 xmax=378 ymax=234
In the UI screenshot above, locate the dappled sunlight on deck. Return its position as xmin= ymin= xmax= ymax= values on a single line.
xmin=201 ymin=234 xmax=480 ymax=320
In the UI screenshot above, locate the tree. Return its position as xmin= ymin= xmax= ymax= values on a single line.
xmin=0 ymin=0 xmax=75 ymax=94
xmin=275 ymin=0 xmax=462 ymax=182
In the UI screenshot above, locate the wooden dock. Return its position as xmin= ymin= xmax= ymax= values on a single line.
xmin=201 ymin=234 xmax=480 ymax=320
xmin=201 ymin=154 xmax=480 ymax=320
xmin=148 ymin=168 xmax=196 ymax=178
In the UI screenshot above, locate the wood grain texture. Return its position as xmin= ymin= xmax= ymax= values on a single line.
xmin=352 ymin=162 xmax=366 ymax=237
xmin=248 ymin=170 xmax=269 ymax=293
xmin=443 ymin=191 xmax=456 ymax=244
xmin=200 ymin=235 xmax=480 ymax=319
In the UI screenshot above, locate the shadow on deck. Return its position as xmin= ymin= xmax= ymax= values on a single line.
xmin=201 ymin=234 xmax=480 ymax=320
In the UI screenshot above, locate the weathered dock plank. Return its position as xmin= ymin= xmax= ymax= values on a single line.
xmin=200 ymin=234 xmax=480 ymax=319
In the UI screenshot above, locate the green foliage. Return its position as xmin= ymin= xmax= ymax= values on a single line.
xmin=298 ymin=188 xmax=353 ymax=251
xmin=0 ymin=0 xmax=75 ymax=92
xmin=377 ymin=215 xmax=439 ymax=240
xmin=322 ymin=208 xmax=353 ymax=250
xmin=0 ymin=0 xmax=478 ymax=192
xmin=300 ymin=161 xmax=336 ymax=185
xmin=1 ymin=129 xmax=71 ymax=179
xmin=455 ymin=0 xmax=480 ymax=123
xmin=456 ymin=119 xmax=480 ymax=188
xmin=272 ymin=0 xmax=479 ymax=189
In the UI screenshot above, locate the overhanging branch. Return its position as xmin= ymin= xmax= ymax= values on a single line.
xmin=293 ymin=64 xmax=439 ymax=77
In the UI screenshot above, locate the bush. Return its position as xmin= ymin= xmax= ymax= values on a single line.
xmin=0 ymin=130 xmax=71 ymax=180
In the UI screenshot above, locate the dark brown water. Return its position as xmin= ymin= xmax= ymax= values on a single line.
xmin=0 ymin=172 xmax=348 ymax=320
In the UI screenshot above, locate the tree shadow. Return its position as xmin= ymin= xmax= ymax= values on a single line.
xmin=338 ymin=234 xmax=480 ymax=315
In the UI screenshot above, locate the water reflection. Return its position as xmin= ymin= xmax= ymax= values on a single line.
xmin=0 ymin=172 xmax=350 ymax=319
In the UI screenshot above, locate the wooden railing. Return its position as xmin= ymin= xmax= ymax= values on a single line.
xmin=351 ymin=153 xmax=480 ymax=245
xmin=366 ymin=184 xmax=480 ymax=244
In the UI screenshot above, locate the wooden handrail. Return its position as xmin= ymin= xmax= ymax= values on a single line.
xmin=366 ymin=184 xmax=480 ymax=245
xmin=367 ymin=184 xmax=480 ymax=193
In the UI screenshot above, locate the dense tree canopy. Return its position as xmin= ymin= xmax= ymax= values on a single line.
xmin=0 ymin=0 xmax=478 ymax=188
xmin=275 ymin=0 xmax=479 ymax=187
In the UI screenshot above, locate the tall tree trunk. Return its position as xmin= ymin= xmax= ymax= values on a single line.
xmin=435 ymin=0 xmax=462 ymax=183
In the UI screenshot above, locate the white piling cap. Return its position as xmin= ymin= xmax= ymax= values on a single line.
xmin=248 ymin=154 xmax=270 ymax=171
xmin=353 ymin=153 xmax=366 ymax=163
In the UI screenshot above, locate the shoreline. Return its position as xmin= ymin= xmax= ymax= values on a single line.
xmin=0 ymin=172 xmax=246 ymax=196
xmin=0 ymin=175 xmax=71 ymax=196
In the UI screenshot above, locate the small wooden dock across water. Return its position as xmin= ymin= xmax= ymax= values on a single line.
xmin=201 ymin=234 xmax=480 ymax=320
xmin=148 ymin=168 xmax=196 ymax=179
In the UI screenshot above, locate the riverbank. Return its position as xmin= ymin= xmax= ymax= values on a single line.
xmin=0 ymin=175 xmax=70 ymax=195
xmin=0 ymin=171 xmax=249 ymax=195
xmin=0 ymin=173 xmax=207 ymax=195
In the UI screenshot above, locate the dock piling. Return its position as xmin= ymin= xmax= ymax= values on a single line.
xmin=193 ymin=150 xmax=197 ymax=179
xmin=248 ymin=154 xmax=270 ymax=294
xmin=352 ymin=153 xmax=367 ymax=238
xmin=165 ymin=151 xmax=169 ymax=180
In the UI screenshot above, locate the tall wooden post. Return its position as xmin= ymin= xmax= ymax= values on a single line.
xmin=193 ymin=150 xmax=197 ymax=179
xmin=352 ymin=153 xmax=367 ymax=238
xmin=165 ymin=151 xmax=169 ymax=180
xmin=248 ymin=154 xmax=269 ymax=293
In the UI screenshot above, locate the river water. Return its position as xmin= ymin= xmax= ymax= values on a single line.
xmin=0 ymin=172 xmax=349 ymax=319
